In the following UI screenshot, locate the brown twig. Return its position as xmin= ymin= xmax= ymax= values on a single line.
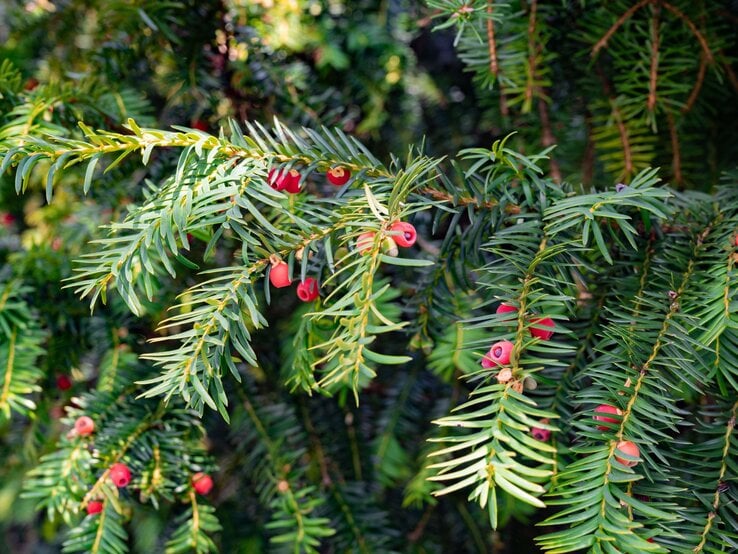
xmin=485 ymin=1 xmax=509 ymax=116
xmin=582 ymin=114 xmax=595 ymax=186
xmin=420 ymin=187 xmax=521 ymax=213
xmin=648 ymin=2 xmax=661 ymax=111
xmin=524 ymin=0 xmax=539 ymax=110
xmin=667 ymin=111 xmax=683 ymax=186
xmin=722 ymin=54 xmax=738 ymax=95
xmin=661 ymin=1 xmax=714 ymax=63
xmin=683 ymin=52 xmax=707 ymax=113
xmin=596 ymin=65 xmax=634 ymax=180
xmin=538 ymin=98 xmax=561 ymax=183
xmin=592 ymin=0 xmax=652 ymax=56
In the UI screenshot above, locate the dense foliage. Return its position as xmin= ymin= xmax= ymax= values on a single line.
xmin=1 ymin=1 xmax=737 ymax=553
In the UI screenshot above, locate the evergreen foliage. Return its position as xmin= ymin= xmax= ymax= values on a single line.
xmin=1 ymin=1 xmax=737 ymax=552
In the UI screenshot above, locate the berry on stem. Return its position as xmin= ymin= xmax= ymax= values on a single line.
xmin=268 ymin=168 xmax=301 ymax=192
xmin=56 ymin=375 xmax=72 ymax=391
xmin=496 ymin=303 xmax=518 ymax=317
xmin=86 ymin=501 xmax=103 ymax=515
xmin=530 ymin=317 xmax=555 ymax=340
xmin=327 ymin=166 xmax=351 ymax=186
xmin=531 ymin=419 xmax=551 ymax=442
xmin=389 ymin=221 xmax=417 ymax=248
xmin=356 ymin=232 xmax=376 ymax=254
xmin=593 ymin=404 xmax=623 ymax=430
xmin=74 ymin=416 xmax=95 ymax=436
xmin=614 ymin=440 xmax=640 ymax=467
xmin=481 ymin=340 xmax=514 ymax=367
xmin=269 ymin=261 xmax=292 ymax=288
xmin=192 ymin=472 xmax=214 ymax=495
xmin=296 ymin=278 xmax=319 ymax=302
xmin=109 ymin=463 xmax=132 ymax=487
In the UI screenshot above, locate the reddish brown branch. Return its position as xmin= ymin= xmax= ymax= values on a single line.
xmin=592 ymin=0 xmax=652 ymax=56
xmin=661 ymin=1 xmax=714 ymax=63
xmin=420 ymin=187 xmax=521 ymax=213
xmin=525 ymin=0 xmax=539 ymax=110
xmin=648 ymin=3 xmax=661 ymax=111
xmin=683 ymin=52 xmax=707 ymax=113
xmin=667 ymin=111 xmax=683 ymax=186
xmin=613 ymin=103 xmax=634 ymax=180
xmin=722 ymin=55 xmax=738 ymax=95
xmin=485 ymin=2 xmax=500 ymax=78
xmin=485 ymin=1 xmax=509 ymax=116
xmin=538 ymin=98 xmax=561 ymax=183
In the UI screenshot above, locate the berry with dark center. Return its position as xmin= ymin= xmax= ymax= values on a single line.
xmin=481 ymin=340 xmax=514 ymax=368
xmin=530 ymin=317 xmax=555 ymax=340
xmin=531 ymin=419 xmax=551 ymax=442
xmin=192 ymin=472 xmax=214 ymax=495
xmin=74 ymin=416 xmax=95 ymax=436
xmin=356 ymin=232 xmax=376 ymax=254
xmin=269 ymin=262 xmax=292 ymax=288
xmin=56 ymin=375 xmax=72 ymax=391
xmin=87 ymin=501 xmax=103 ymax=515
xmin=614 ymin=440 xmax=640 ymax=467
xmin=109 ymin=463 xmax=132 ymax=488
xmin=390 ymin=221 xmax=417 ymax=248
xmin=594 ymin=404 xmax=623 ymax=430
xmin=327 ymin=166 xmax=351 ymax=186
xmin=296 ymin=278 xmax=319 ymax=302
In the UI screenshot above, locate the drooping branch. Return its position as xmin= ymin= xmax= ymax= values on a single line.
xmin=485 ymin=1 xmax=509 ymax=116
xmin=661 ymin=1 xmax=714 ymax=63
xmin=683 ymin=52 xmax=708 ymax=113
xmin=667 ymin=112 xmax=683 ymax=186
xmin=647 ymin=2 xmax=661 ymax=112
xmin=592 ymin=0 xmax=652 ymax=56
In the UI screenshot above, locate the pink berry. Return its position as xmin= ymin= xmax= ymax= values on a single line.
xmin=327 ymin=166 xmax=351 ymax=186
xmin=531 ymin=419 xmax=551 ymax=442
xmin=390 ymin=221 xmax=417 ymax=248
xmin=269 ymin=262 xmax=292 ymax=288
xmin=481 ymin=340 xmax=514 ymax=367
xmin=86 ymin=501 xmax=103 ymax=515
xmin=530 ymin=317 xmax=555 ymax=340
xmin=296 ymin=278 xmax=319 ymax=302
xmin=74 ymin=416 xmax=95 ymax=436
xmin=109 ymin=463 xmax=132 ymax=488
xmin=593 ymin=404 xmax=622 ymax=430
xmin=615 ymin=440 xmax=640 ymax=467
xmin=356 ymin=232 xmax=376 ymax=254
xmin=192 ymin=472 xmax=214 ymax=495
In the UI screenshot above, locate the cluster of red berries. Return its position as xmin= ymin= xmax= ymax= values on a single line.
xmin=357 ymin=221 xmax=417 ymax=256
xmin=593 ymin=404 xmax=640 ymax=467
xmin=268 ymin=165 xmax=352 ymax=195
xmin=268 ymin=261 xmax=320 ymax=302
xmin=71 ymin=416 xmax=214 ymax=516
xmin=480 ymin=303 xmax=558 ymax=441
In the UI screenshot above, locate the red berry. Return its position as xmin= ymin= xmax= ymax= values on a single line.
xmin=109 ymin=463 xmax=132 ymax=488
xmin=0 ymin=212 xmax=15 ymax=227
xmin=593 ymin=404 xmax=623 ymax=430
xmin=734 ymin=234 xmax=738 ymax=247
xmin=192 ymin=472 xmax=214 ymax=495
xmin=269 ymin=262 xmax=292 ymax=288
xmin=296 ymin=278 xmax=319 ymax=302
xmin=24 ymin=78 xmax=39 ymax=91
xmin=615 ymin=440 xmax=640 ymax=467
xmin=56 ymin=375 xmax=72 ymax=391
xmin=531 ymin=419 xmax=551 ymax=442
xmin=86 ymin=501 xmax=103 ymax=515
xmin=390 ymin=221 xmax=417 ymax=248
xmin=327 ymin=166 xmax=351 ymax=186
xmin=74 ymin=416 xmax=95 ymax=436
xmin=268 ymin=168 xmax=301 ymax=192
xmin=496 ymin=303 xmax=518 ymax=316
xmin=356 ymin=232 xmax=376 ymax=254
xmin=481 ymin=340 xmax=514 ymax=368
xmin=191 ymin=119 xmax=208 ymax=132
xmin=530 ymin=317 xmax=555 ymax=340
